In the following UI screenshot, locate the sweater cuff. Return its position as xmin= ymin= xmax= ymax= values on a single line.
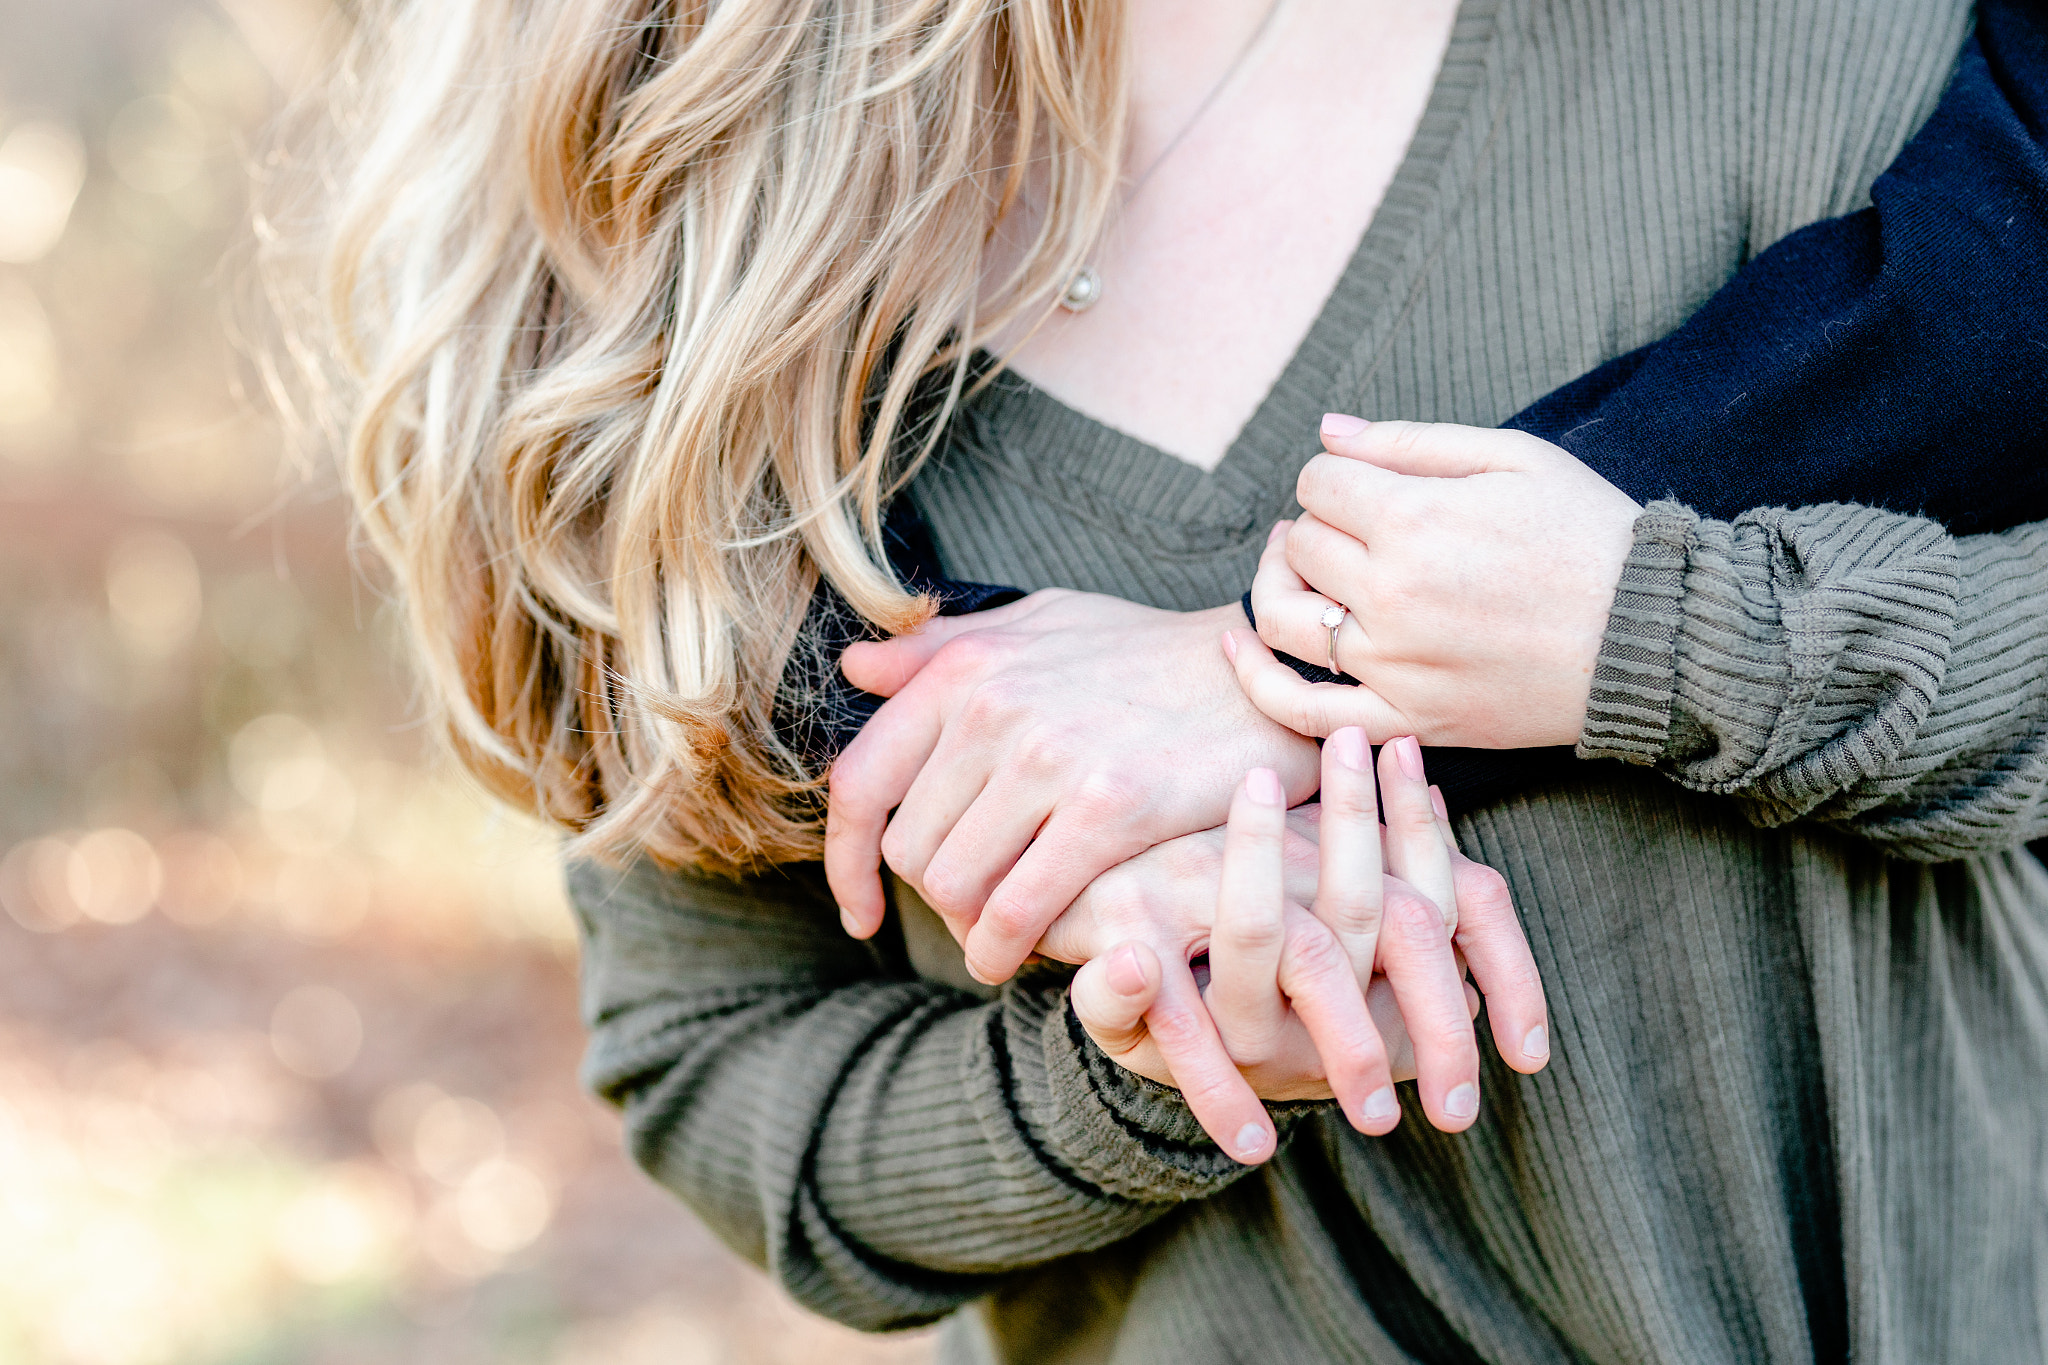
xmin=1039 ymin=989 xmax=1322 ymax=1203
xmin=1577 ymin=501 xmax=1698 ymax=764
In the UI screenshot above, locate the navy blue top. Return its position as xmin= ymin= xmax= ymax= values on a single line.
xmin=784 ymin=0 xmax=2048 ymax=826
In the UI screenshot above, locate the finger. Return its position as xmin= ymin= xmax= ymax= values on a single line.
xmin=1223 ymin=628 xmax=1407 ymax=740
xmin=1429 ymin=784 xmax=1459 ymax=851
xmin=1377 ymin=874 xmax=1482 ymax=1131
xmin=1276 ymin=909 xmax=1399 ymax=1135
xmin=960 ymin=793 xmax=1159 ymax=985
xmin=1377 ymin=737 xmax=1456 ymax=935
xmin=1284 ymin=508 xmax=1373 ymax=600
xmin=1293 ymin=452 xmax=1403 ymax=543
xmin=1248 ymin=518 xmax=1310 ymax=630
xmin=1070 ymin=940 xmax=1164 ymax=1054
xmin=1365 ymin=973 xmax=1417 ymax=1082
xmin=826 ymin=687 xmax=948 ymax=937
xmin=912 ymin=770 xmax=1055 ymax=932
xmin=1318 ymin=416 xmax=1538 ymax=477
xmin=839 ymin=596 xmax=1038 ymax=696
xmin=1237 ymin=517 xmax=1375 ymax=679
xmin=1310 ymin=727 xmax=1384 ymax=981
xmin=1144 ymin=954 xmax=1277 ymax=1163
xmin=874 ymin=720 xmax=1003 ymax=898
xmin=1205 ymin=769 xmax=1291 ymax=1055
xmin=1449 ymin=850 xmax=1551 ymax=1074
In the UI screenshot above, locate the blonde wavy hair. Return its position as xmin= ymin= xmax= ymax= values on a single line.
xmin=270 ymin=0 xmax=1127 ymax=875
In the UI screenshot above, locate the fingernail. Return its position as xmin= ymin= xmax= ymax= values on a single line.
xmin=1266 ymin=521 xmax=1287 ymax=546
xmin=1522 ymin=1024 xmax=1549 ymax=1061
xmin=1444 ymin=1083 xmax=1479 ymax=1120
xmin=838 ymin=906 xmax=863 ymax=937
xmin=1395 ymin=736 xmax=1425 ymax=782
xmin=1108 ymin=945 xmax=1148 ymax=996
xmin=1330 ymin=727 xmax=1369 ymax=771
xmin=1220 ymin=630 xmax=1239 ymax=662
xmin=1234 ymin=1123 xmax=1269 ymax=1161
xmin=1429 ymin=785 xmax=1449 ymax=820
xmin=1361 ymin=1087 xmax=1399 ymax=1124
xmin=1321 ymin=413 xmax=1370 ymax=438
xmin=1245 ymin=768 xmax=1285 ymax=807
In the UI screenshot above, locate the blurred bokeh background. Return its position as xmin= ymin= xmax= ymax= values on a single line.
xmin=0 ymin=2 xmax=933 ymax=1361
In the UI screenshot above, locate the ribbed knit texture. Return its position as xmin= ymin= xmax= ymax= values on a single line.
xmin=571 ymin=1 xmax=2048 ymax=1361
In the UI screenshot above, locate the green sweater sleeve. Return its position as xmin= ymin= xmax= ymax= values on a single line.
xmin=567 ymin=855 xmax=1271 ymax=1331
xmin=1578 ymin=501 xmax=2048 ymax=859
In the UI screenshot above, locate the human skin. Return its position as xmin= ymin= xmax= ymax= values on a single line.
xmin=1238 ymin=415 xmax=1642 ymax=745
xmin=830 ymin=600 xmax=1555 ymax=1137
xmin=820 ymin=0 xmax=1565 ymax=1132
xmin=1052 ymin=730 xmax=1549 ymax=1150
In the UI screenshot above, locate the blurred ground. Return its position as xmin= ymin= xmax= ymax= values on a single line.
xmin=0 ymin=2 xmax=935 ymax=1361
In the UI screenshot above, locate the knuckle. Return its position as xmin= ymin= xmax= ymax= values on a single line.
xmin=825 ymin=761 xmax=869 ymax=813
xmin=1012 ymin=724 xmax=1080 ymax=776
xmin=959 ymin=677 xmax=1026 ymax=731
xmin=935 ymin=631 xmax=1004 ymax=675
xmin=1146 ymin=1003 xmax=1207 ymax=1051
xmin=1220 ymin=1029 xmax=1278 ymax=1069
xmin=1073 ymin=768 xmax=1142 ymax=819
xmin=1459 ymin=865 xmax=1515 ymax=919
xmin=1318 ymin=890 xmax=1381 ymax=939
xmin=1391 ymin=800 xmax=1440 ymax=838
xmin=1297 ymin=457 xmax=1342 ymax=508
xmin=1320 ymin=777 xmax=1376 ymax=823
xmin=1282 ymin=920 xmax=1348 ymax=979
xmin=918 ymin=859 xmax=968 ymax=914
xmin=1384 ymin=886 xmax=1445 ymax=937
xmin=1220 ymin=910 xmax=1286 ymax=956
xmin=1429 ymin=1016 xmax=1478 ymax=1055
xmin=977 ymin=895 xmax=1041 ymax=945
xmin=1382 ymin=420 xmax=1429 ymax=456
xmin=878 ymin=823 xmax=922 ymax=877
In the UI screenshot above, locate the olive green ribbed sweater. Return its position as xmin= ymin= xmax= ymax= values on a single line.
xmin=568 ymin=2 xmax=2048 ymax=1360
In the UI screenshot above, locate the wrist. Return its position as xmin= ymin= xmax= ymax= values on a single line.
xmin=1185 ymin=602 xmax=1321 ymax=789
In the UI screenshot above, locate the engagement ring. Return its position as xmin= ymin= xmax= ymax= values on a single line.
xmin=1319 ymin=603 xmax=1348 ymax=676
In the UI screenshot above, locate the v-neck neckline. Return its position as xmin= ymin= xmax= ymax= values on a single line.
xmin=953 ymin=0 xmax=1514 ymax=541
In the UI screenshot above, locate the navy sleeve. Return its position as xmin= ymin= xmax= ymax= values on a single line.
xmin=787 ymin=1 xmax=2047 ymax=816
xmin=774 ymin=496 xmax=1022 ymax=767
xmin=1508 ymin=0 xmax=2048 ymax=534
xmin=1285 ymin=1 xmax=2048 ymax=815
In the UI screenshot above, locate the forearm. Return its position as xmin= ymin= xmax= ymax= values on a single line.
xmin=1579 ymin=503 xmax=2048 ymax=858
xmin=571 ymin=857 xmax=1257 ymax=1329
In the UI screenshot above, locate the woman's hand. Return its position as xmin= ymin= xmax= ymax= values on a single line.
xmin=1063 ymin=729 xmax=1551 ymax=1158
xmin=826 ymin=590 xmax=1320 ymax=984
xmin=1240 ymin=415 xmax=1640 ymax=747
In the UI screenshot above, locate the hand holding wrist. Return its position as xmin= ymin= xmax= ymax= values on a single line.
xmin=1240 ymin=417 xmax=1638 ymax=747
xmin=826 ymin=589 xmax=1319 ymax=983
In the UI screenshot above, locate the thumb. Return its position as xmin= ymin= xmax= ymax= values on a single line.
xmin=1318 ymin=414 xmax=1536 ymax=478
xmin=1070 ymin=942 xmax=1163 ymax=1053
xmin=840 ymin=611 xmax=995 ymax=696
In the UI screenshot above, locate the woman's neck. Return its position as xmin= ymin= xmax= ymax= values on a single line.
xmin=994 ymin=0 xmax=1459 ymax=471
xmin=1123 ymin=0 xmax=1289 ymax=171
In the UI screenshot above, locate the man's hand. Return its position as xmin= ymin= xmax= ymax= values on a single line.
xmin=825 ymin=589 xmax=1319 ymax=984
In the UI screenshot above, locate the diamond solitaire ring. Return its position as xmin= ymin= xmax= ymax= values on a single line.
xmin=1319 ymin=603 xmax=1348 ymax=676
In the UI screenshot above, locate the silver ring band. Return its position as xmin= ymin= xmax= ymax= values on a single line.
xmin=1318 ymin=603 xmax=1348 ymax=677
